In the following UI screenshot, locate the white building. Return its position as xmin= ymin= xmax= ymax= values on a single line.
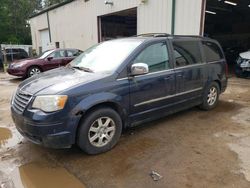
xmin=30 ymin=0 xmax=250 ymax=56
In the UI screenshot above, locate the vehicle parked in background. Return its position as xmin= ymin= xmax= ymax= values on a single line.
xmin=224 ymin=46 xmax=246 ymax=65
xmin=3 ymin=48 xmax=29 ymax=62
xmin=235 ymin=51 xmax=250 ymax=78
xmin=11 ymin=34 xmax=228 ymax=154
xmin=7 ymin=48 xmax=82 ymax=78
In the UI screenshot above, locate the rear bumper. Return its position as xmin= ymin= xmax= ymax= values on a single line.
xmin=11 ymin=107 xmax=78 ymax=148
xmin=221 ymin=78 xmax=228 ymax=93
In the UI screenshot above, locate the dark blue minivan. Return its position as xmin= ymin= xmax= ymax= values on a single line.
xmin=11 ymin=34 xmax=228 ymax=154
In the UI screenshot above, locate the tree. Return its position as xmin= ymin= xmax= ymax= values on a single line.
xmin=0 ymin=0 xmax=42 ymax=44
xmin=0 ymin=0 xmax=66 ymax=45
xmin=43 ymin=0 xmax=66 ymax=7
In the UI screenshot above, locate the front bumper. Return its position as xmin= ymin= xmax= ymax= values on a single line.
xmin=7 ymin=68 xmax=26 ymax=77
xmin=11 ymin=107 xmax=77 ymax=148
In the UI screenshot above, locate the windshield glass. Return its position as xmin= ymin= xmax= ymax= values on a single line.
xmin=38 ymin=50 xmax=54 ymax=59
xmin=69 ymin=39 xmax=142 ymax=73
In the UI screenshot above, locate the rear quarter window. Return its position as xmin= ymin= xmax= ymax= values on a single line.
xmin=67 ymin=50 xmax=82 ymax=57
xmin=172 ymin=40 xmax=202 ymax=68
xmin=202 ymin=41 xmax=224 ymax=62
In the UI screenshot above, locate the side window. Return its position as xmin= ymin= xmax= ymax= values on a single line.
xmin=173 ymin=41 xmax=202 ymax=67
xmin=202 ymin=41 xmax=224 ymax=62
xmin=67 ymin=50 xmax=81 ymax=57
xmin=67 ymin=50 xmax=74 ymax=57
xmin=48 ymin=50 xmax=66 ymax=58
xmin=133 ymin=42 xmax=170 ymax=73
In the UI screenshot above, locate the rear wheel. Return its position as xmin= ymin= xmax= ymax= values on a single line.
xmin=200 ymin=82 xmax=220 ymax=110
xmin=27 ymin=66 xmax=42 ymax=77
xmin=77 ymin=107 xmax=122 ymax=155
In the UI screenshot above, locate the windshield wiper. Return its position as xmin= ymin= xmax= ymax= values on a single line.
xmin=71 ymin=66 xmax=94 ymax=73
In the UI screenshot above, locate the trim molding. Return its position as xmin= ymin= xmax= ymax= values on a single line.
xmin=134 ymin=87 xmax=203 ymax=107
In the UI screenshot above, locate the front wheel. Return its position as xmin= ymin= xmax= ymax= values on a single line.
xmin=27 ymin=66 xmax=42 ymax=77
xmin=199 ymin=82 xmax=220 ymax=110
xmin=77 ymin=107 xmax=122 ymax=155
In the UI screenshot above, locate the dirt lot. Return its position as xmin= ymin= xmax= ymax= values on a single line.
xmin=0 ymin=72 xmax=250 ymax=188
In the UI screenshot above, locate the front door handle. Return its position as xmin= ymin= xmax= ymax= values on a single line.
xmin=177 ymin=74 xmax=183 ymax=78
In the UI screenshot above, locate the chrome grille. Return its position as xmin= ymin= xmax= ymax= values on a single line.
xmin=13 ymin=90 xmax=32 ymax=113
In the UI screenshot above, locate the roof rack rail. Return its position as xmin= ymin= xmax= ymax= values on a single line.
xmin=135 ymin=33 xmax=171 ymax=38
xmin=174 ymin=35 xmax=204 ymax=38
xmin=132 ymin=33 xmax=209 ymax=40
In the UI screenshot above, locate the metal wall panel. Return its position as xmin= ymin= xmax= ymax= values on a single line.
xmin=30 ymin=0 xmax=202 ymax=52
xmin=138 ymin=0 xmax=172 ymax=34
xmin=174 ymin=0 xmax=203 ymax=35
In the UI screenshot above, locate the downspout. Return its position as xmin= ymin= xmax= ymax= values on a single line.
xmin=46 ymin=12 xmax=52 ymax=42
xmin=171 ymin=0 xmax=176 ymax=35
xmin=200 ymin=0 xmax=206 ymax=36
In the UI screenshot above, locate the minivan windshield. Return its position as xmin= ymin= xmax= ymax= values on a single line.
xmin=69 ymin=39 xmax=142 ymax=73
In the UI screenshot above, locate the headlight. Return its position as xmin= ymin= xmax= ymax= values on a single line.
xmin=12 ymin=62 xmax=27 ymax=68
xmin=32 ymin=95 xmax=68 ymax=112
xmin=240 ymin=60 xmax=250 ymax=68
xmin=236 ymin=57 xmax=243 ymax=65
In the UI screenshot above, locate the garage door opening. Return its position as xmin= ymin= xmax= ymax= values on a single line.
xmin=204 ymin=0 xmax=250 ymax=70
xmin=98 ymin=8 xmax=137 ymax=42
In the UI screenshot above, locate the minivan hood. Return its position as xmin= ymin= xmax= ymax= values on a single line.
xmin=18 ymin=67 xmax=108 ymax=95
xmin=240 ymin=51 xmax=250 ymax=60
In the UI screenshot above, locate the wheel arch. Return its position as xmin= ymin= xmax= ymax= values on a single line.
xmin=26 ymin=65 xmax=43 ymax=76
xmin=82 ymin=101 xmax=127 ymax=124
xmin=214 ymin=80 xmax=221 ymax=93
xmin=73 ymin=95 xmax=128 ymax=143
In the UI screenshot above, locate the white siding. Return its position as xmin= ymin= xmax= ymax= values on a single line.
xmin=30 ymin=14 xmax=49 ymax=52
xmin=174 ymin=0 xmax=203 ymax=35
xmin=30 ymin=0 xmax=203 ymax=52
xmin=138 ymin=0 xmax=172 ymax=34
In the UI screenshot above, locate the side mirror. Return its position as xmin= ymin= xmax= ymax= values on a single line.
xmin=47 ymin=57 xmax=53 ymax=61
xmin=131 ymin=63 xmax=149 ymax=76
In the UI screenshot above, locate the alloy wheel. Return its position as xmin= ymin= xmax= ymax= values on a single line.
xmin=29 ymin=68 xmax=41 ymax=76
xmin=88 ymin=117 xmax=116 ymax=147
xmin=207 ymin=86 xmax=218 ymax=106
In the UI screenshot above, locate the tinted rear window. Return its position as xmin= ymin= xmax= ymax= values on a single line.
xmin=202 ymin=41 xmax=224 ymax=62
xmin=173 ymin=40 xmax=202 ymax=67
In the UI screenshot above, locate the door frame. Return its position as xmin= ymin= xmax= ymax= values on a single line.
xmin=200 ymin=0 xmax=207 ymax=36
xmin=97 ymin=7 xmax=137 ymax=42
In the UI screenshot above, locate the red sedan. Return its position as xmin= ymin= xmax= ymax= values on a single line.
xmin=7 ymin=48 xmax=82 ymax=78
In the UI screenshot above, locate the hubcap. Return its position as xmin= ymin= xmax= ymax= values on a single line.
xmin=88 ymin=117 xmax=116 ymax=147
xmin=207 ymin=86 xmax=217 ymax=106
xmin=30 ymin=68 xmax=41 ymax=76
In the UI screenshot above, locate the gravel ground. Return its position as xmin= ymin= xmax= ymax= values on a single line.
xmin=0 ymin=72 xmax=250 ymax=188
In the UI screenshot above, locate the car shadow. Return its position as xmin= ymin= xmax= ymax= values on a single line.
xmin=8 ymin=77 xmax=24 ymax=84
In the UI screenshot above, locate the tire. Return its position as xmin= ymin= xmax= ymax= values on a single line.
xmin=77 ymin=107 xmax=122 ymax=155
xmin=199 ymin=82 xmax=220 ymax=111
xmin=27 ymin=66 xmax=42 ymax=77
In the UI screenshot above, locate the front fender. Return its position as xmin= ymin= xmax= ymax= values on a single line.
xmin=71 ymin=92 xmax=124 ymax=115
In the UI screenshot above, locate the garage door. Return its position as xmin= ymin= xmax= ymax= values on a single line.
xmin=98 ymin=8 xmax=137 ymax=42
xmin=40 ymin=29 xmax=50 ymax=52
